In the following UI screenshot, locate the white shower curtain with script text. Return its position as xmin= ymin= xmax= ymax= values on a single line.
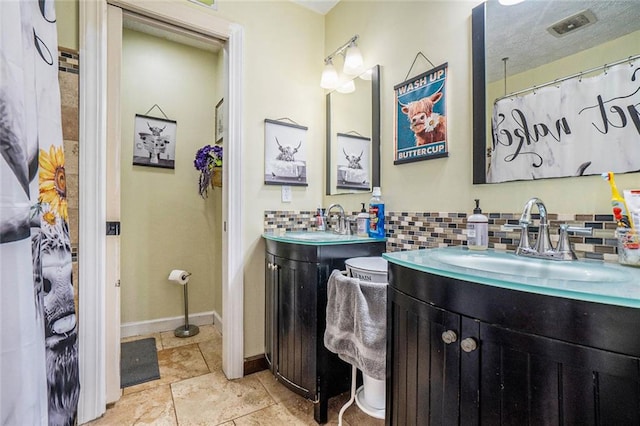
xmin=0 ymin=1 xmax=79 ymax=424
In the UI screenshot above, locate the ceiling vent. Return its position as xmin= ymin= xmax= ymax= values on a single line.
xmin=547 ymin=9 xmax=597 ymax=37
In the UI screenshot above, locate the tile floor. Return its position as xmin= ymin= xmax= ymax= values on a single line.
xmin=86 ymin=325 xmax=384 ymax=426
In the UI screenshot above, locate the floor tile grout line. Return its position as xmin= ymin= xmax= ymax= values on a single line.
xmin=169 ymin=381 xmax=179 ymax=426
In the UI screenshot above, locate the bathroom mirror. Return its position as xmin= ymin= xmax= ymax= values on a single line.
xmin=326 ymin=65 xmax=380 ymax=195
xmin=472 ymin=0 xmax=640 ymax=184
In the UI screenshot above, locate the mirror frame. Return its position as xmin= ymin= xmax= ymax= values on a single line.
xmin=325 ymin=64 xmax=381 ymax=195
xmin=472 ymin=2 xmax=487 ymax=185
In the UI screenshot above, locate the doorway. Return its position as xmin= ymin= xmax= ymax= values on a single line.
xmin=78 ymin=2 xmax=244 ymax=422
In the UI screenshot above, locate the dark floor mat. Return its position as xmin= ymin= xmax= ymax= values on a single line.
xmin=120 ymin=337 xmax=161 ymax=388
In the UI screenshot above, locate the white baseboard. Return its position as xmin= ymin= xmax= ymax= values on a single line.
xmin=121 ymin=311 xmax=219 ymax=338
xmin=212 ymin=310 xmax=223 ymax=335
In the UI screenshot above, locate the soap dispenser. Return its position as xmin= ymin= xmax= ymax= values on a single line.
xmin=357 ymin=203 xmax=369 ymax=237
xmin=467 ymin=199 xmax=488 ymax=250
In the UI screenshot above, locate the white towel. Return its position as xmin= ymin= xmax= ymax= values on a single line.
xmin=324 ymin=269 xmax=387 ymax=380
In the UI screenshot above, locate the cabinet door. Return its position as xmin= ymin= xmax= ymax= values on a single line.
xmin=478 ymin=322 xmax=640 ymax=425
xmin=264 ymin=253 xmax=276 ymax=372
xmin=388 ymin=289 xmax=461 ymax=426
xmin=276 ymin=257 xmax=318 ymax=398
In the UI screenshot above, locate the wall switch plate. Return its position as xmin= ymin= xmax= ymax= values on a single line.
xmin=281 ymin=185 xmax=292 ymax=203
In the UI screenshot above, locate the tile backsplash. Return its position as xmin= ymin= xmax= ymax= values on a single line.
xmin=263 ymin=210 xmax=619 ymax=262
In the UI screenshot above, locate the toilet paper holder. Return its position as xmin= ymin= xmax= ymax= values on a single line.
xmin=168 ymin=269 xmax=199 ymax=338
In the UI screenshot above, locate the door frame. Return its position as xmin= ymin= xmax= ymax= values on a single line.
xmin=77 ymin=2 xmax=244 ymax=422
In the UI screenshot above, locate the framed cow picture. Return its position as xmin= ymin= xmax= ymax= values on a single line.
xmin=132 ymin=114 xmax=177 ymax=169
xmin=393 ymin=62 xmax=449 ymax=164
xmin=335 ymin=133 xmax=371 ymax=190
xmin=264 ymin=118 xmax=308 ymax=186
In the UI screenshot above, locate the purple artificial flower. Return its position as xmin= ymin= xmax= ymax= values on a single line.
xmin=194 ymin=144 xmax=223 ymax=198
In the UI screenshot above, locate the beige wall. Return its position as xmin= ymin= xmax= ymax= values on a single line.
xmin=55 ymin=0 xmax=78 ymax=50
xmin=213 ymin=1 xmax=325 ymax=356
xmin=120 ymin=28 xmax=221 ymax=323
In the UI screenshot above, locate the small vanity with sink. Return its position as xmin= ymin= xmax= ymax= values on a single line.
xmin=383 ymin=246 xmax=640 ymax=425
xmin=263 ymin=231 xmax=385 ymax=423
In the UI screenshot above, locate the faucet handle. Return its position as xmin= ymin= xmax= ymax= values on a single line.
xmin=502 ymin=223 xmax=533 ymax=254
xmin=556 ymin=224 xmax=592 ymax=260
xmin=559 ymin=224 xmax=593 ymax=236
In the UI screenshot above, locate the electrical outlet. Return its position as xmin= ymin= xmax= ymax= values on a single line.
xmin=281 ymin=185 xmax=292 ymax=203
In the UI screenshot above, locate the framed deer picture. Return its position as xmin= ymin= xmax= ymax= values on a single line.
xmin=264 ymin=118 xmax=308 ymax=186
xmin=393 ymin=62 xmax=449 ymax=164
xmin=132 ymin=114 xmax=177 ymax=169
xmin=335 ymin=133 xmax=371 ymax=190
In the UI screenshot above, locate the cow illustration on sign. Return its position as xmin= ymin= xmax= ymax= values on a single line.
xmin=400 ymin=84 xmax=447 ymax=146
xmin=264 ymin=119 xmax=308 ymax=186
xmin=132 ymin=114 xmax=177 ymax=169
xmin=393 ymin=63 xmax=449 ymax=164
xmin=343 ymin=148 xmax=363 ymax=169
xmin=138 ymin=122 xmax=170 ymax=164
xmin=275 ymin=138 xmax=301 ymax=162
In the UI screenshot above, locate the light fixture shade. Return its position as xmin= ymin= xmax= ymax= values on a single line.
xmin=320 ymin=62 xmax=339 ymax=89
xmin=343 ymin=44 xmax=364 ymax=76
xmin=336 ymin=79 xmax=356 ymax=94
xmin=498 ymin=0 xmax=525 ymax=5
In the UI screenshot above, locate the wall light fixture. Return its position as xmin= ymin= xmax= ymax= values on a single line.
xmin=320 ymin=35 xmax=364 ymax=90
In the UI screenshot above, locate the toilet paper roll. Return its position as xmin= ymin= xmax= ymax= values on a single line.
xmin=168 ymin=269 xmax=191 ymax=285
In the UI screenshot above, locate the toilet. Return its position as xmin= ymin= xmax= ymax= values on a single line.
xmin=345 ymin=256 xmax=388 ymax=414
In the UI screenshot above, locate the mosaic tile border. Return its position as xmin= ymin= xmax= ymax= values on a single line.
xmin=59 ymin=48 xmax=79 ymax=263
xmin=59 ymin=47 xmax=79 ymax=74
xmin=264 ymin=210 xmax=621 ymax=262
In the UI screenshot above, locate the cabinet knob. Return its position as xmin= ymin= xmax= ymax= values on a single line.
xmin=461 ymin=337 xmax=478 ymax=353
xmin=441 ymin=330 xmax=458 ymax=344
xmin=273 ymin=264 xmax=278 ymax=271
xmin=267 ymin=263 xmax=273 ymax=270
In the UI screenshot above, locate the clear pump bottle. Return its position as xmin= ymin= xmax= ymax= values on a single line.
xmin=357 ymin=203 xmax=369 ymax=237
xmin=467 ymin=199 xmax=488 ymax=250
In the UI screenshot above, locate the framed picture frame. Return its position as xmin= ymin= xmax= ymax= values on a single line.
xmin=394 ymin=62 xmax=449 ymax=164
xmin=215 ymin=98 xmax=224 ymax=144
xmin=264 ymin=118 xmax=308 ymax=186
xmin=188 ymin=0 xmax=218 ymax=10
xmin=335 ymin=133 xmax=371 ymax=190
xmin=132 ymin=114 xmax=177 ymax=169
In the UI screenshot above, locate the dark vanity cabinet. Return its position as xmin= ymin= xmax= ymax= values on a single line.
xmin=264 ymin=238 xmax=385 ymax=424
xmin=387 ymin=262 xmax=640 ymax=425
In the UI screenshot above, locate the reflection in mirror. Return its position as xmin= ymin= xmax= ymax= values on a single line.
xmin=472 ymin=0 xmax=640 ymax=184
xmin=326 ymin=65 xmax=380 ymax=195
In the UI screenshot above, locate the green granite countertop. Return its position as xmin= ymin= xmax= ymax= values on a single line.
xmin=263 ymin=231 xmax=386 ymax=246
xmin=383 ymin=246 xmax=640 ymax=308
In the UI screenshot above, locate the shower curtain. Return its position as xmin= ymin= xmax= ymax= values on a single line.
xmin=1 ymin=1 xmax=80 ymax=425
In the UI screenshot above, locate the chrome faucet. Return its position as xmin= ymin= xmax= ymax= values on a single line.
xmin=326 ymin=203 xmax=350 ymax=235
xmin=504 ymin=197 xmax=592 ymax=261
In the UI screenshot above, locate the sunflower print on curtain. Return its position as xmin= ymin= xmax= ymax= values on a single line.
xmin=0 ymin=0 xmax=79 ymax=424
